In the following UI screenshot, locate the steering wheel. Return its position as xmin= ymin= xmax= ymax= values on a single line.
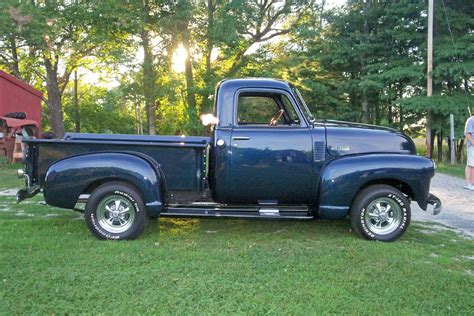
xmin=269 ymin=109 xmax=284 ymax=126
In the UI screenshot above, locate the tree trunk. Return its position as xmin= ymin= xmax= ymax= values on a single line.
xmin=456 ymin=139 xmax=464 ymax=163
xmin=205 ymin=0 xmax=215 ymax=72
xmin=319 ymin=0 xmax=325 ymax=28
xmin=73 ymin=70 xmax=80 ymax=133
xmin=398 ymin=86 xmax=403 ymax=131
xmin=361 ymin=94 xmax=370 ymax=124
xmin=141 ymin=0 xmax=156 ymax=135
xmin=44 ymin=59 xmax=65 ymax=138
xmin=447 ymin=136 xmax=451 ymax=163
xmin=183 ymin=36 xmax=198 ymax=132
xmin=9 ymin=35 xmax=21 ymax=79
xmin=426 ymin=127 xmax=434 ymax=158
xmin=425 ymin=111 xmax=433 ymax=158
xmin=374 ymin=101 xmax=380 ymax=126
xmin=437 ymin=131 xmax=442 ymax=162
xmin=359 ymin=0 xmax=371 ymax=124
xmin=199 ymin=0 xmax=216 ymax=114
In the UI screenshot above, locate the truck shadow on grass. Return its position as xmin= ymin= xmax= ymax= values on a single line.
xmin=146 ymin=217 xmax=355 ymax=241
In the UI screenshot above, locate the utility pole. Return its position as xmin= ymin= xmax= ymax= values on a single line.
xmin=425 ymin=0 xmax=434 ymax=158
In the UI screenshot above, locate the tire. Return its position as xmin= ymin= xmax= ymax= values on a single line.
xmin=350 ymin=184 xmax=410 ymax=242
xmin=41 ymin=132 xmax=56 ymax=139
xmin=4 ymin=112 xmax=26 ymax=119
xmin=85 ymin=182 xmax=148 ymax=240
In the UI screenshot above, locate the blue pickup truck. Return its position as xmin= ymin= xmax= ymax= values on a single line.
xmin=17 ymin=78 xmax=441 ymax=241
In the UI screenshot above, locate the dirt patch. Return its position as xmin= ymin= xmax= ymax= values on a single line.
xmin=0 ymin=189 xmax=18 ymax=197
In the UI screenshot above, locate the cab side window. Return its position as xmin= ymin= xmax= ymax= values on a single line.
xmin=238 ymin=95 xmax=280 ymax=125
xmin=237 ymin=92 xmax=301 ymax=126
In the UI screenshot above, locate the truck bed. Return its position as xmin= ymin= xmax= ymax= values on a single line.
xmin=24 ymin=133 xmax=210 ymax=192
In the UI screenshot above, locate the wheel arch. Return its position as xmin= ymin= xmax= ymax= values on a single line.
xmin=43 ymin=152 xmax=166 ymax=217
xmin=353 ymin=178 xmax=415 ymax=205
xmin=317 ymin=154 xmax=434 ymax=219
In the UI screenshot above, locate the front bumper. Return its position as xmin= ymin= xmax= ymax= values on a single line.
xmin=425 ymin=193 xmax=442 ymax=215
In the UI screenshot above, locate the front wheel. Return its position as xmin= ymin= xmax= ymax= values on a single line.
xmin=85 ymin=182 xmax=147 ymax=240
xmin=350 ymin=185 xmax=410 ymax=242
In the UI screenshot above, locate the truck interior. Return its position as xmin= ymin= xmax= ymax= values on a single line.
xmin=237 ymin=92 xmax=301 ymax=126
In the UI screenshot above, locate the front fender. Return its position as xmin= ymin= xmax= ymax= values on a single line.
xmin=317 ymin=154 xmax=435 ymax=219
xmin=43 ymin=152 xmax=165 ymax=217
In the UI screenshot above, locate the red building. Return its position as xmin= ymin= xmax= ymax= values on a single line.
xmin=0 ymin=70 xmax=42 ymax=130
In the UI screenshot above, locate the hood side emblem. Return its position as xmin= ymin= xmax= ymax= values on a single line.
xmin=329 ymin=145 xmax=351 ymax=152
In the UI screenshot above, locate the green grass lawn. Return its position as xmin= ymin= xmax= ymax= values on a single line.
xmin=0 ymin=166 xmax=473 ymax=314
xmin=436 ymin=162 xmax=466 ymax=179
xmin=0 ymin=160 xmax=23 ymax=190
xmin=413 ymin=138 xmax=467 ymax=179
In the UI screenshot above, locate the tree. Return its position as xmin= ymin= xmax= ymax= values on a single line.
xmin=1 ymin=0 xmax=471 ymax=147
xmin=0 ymin=0 xmax=130 ymax=137
xmin=141 ymin=0 xmax=158 ymax=135
xmin=63 ymin=83 xmax=135 ymax=135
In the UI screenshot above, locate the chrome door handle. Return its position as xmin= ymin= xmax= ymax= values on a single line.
xmin=232 ymin=136 xmax=251 ymax=140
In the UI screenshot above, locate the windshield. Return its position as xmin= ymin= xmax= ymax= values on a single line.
xmin=292 ymin=87 xmax=315 ymax=123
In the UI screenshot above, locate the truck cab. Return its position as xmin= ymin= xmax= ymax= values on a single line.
xmin=17 ymin=78 xmax=441 ymax=242
xmin=211 ymin=79 xmax=320 ymax=205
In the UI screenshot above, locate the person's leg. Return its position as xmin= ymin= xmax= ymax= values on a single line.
xmin=467 ymin=165 xmax=471 ymax=184
xmin=469 ymin=147 xmax=474 ymax=185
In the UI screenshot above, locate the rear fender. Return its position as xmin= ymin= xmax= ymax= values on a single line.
xmin=318 ymin=154 xmax=435 ymax=219
xmin=43 ymin=152 xmax=165 ymax=217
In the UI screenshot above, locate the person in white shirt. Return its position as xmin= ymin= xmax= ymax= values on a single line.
xmin=464 ymin=113 xmax=474 ymax=190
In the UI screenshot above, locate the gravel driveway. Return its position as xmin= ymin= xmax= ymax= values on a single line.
xmin=412 ymin=172 xmax=474 ymax=237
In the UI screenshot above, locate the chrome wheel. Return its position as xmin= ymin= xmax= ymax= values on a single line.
xmin=364 ymin=197 xmax=402 ymax=235
xmin=96 ymin=195 xmax=136 ymax=234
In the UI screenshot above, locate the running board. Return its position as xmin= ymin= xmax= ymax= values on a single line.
xmin=161 ymin=205 xmax=314 ymax=220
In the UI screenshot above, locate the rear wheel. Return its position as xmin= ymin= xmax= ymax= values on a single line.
xmin=350 ymin=185 xmax=410 ymax=242
xmin=85 ymin=182 xmax=147 ymax=240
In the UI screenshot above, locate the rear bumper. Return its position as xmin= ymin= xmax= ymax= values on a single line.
xmin=16 ymin=168 xmax=41 ymax=203
xmin=16 ymin=185 xmax=41 ymax=203
xmin=425 ymin=193 xmax=442 ymax=215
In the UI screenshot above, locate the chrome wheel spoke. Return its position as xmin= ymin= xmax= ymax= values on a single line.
xmin=375 ymin=203 xmax=383 ymax=213
xmin=364 ymin=197 xmax=402 ymax=236
xmin=119 ymin=207 xmax=129 ymax=214
xmin=96 ymin=195 xmax=136 ymax=234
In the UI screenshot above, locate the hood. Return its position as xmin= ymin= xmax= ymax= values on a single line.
xmin=323 ymin=120 xmax=416 ymax=157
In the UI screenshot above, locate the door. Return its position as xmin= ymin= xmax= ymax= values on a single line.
xmin=228 ymin=89 xmax=314 ymax=204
